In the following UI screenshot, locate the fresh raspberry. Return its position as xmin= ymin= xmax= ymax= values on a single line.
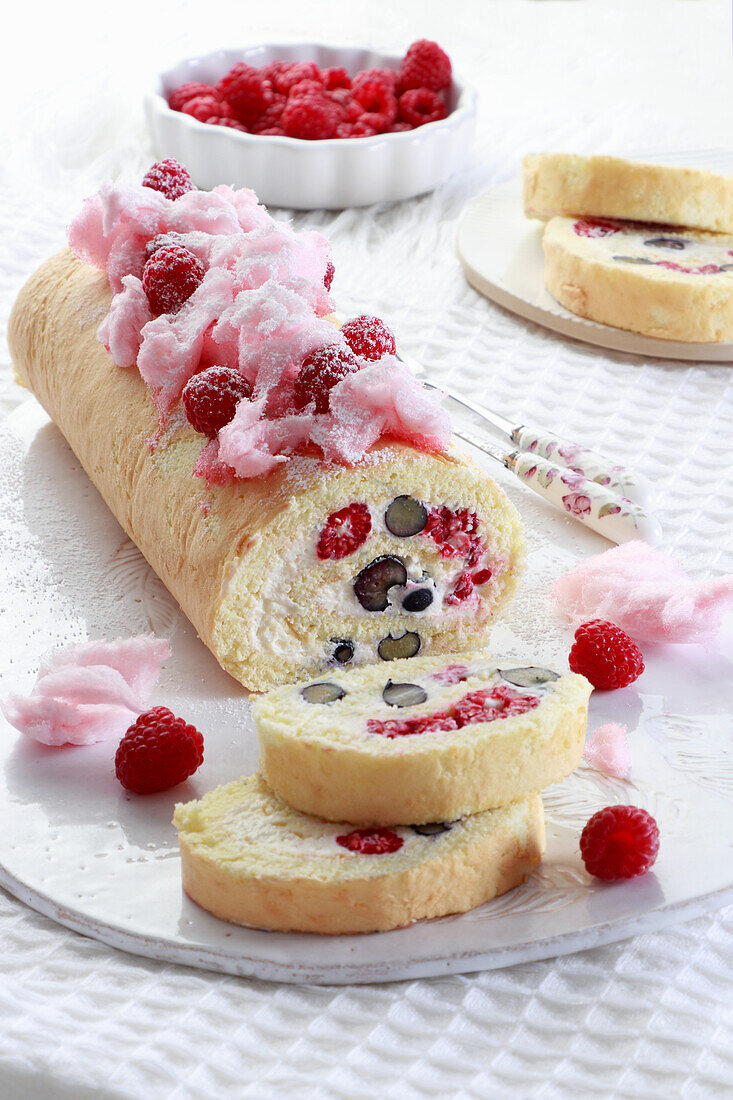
xmin=353 ymin=77 xmax=398 ymax=131
xmin=115 ymin=706 xmax=204 ymax=795
xmin=288 ymin=79 xmax=325 ymax=99
xmin=182 ymin=95 xmax=233 ymax=123
xmin=368 ymin=684 xmax=539 ymax=738
xmin=145 ymin=231 xmax=187 ymax=260
xmin=142 ymin=245 xmax=205 ymax=315
xmin=399 ymin=39 xmax=452 ymax=92
xmin=260 ymin=60 xmax=289 ymax=86
xmin=282 ymin=91 xmax=340 ymax=139
xmin=472 ymin=567 xmax=493 ymax=586
xmin=398 ymin=88 xmax=447 ymax=127
xmin=330 ymin=89 xmax=363 ymax=121
xmin=316 ymin=503 xmax=372 ymax=560
xmin=336 ymin=827 xmax=403 ymax=854
xmin=569 ymin=619 xmax=644 ymax=690
xmin=169 ymin=82 xmax=219 ymax=112
xmin=352 ymin=68 xmax=399 ymax=95
xmin=251 ymin=92 xmax=287 ymax=132
xmin=445 ymin=570 xmax=474 ymax=606
xmin=275 ymin=61 xmax=323 ymax=95
xmin=348 ymin=120 xmax=378 ymax=138
xmin=573 ymin=219 xmax=620 ymax=239
xmin=258 ymin=127 xmax=286 ymax=136
xmin=141 ymin=159 xmax=195 ymax=201
xmin=207 ymin=116 xmax=248 ymax=131
xmin=368 ymin=713 xmax=459 ymax=738
xmin=323 ymin=66 xmax=352 ymax=90
xmin=217 ymin=63 xmax=273 ymax=125
xmin=580 ymin=805 xmax=660 ymax=881
xmin=293 ymin=344 xmax=359 ymax=411
xmin=389 ymin=121 xmax=413 ymax=133
xmin=324 ymin=260 xmax=335 ymax=291
xmin=431 ymin=664 xmax=470 ymax=685
xmin=341 ymin=315 xmax=396 ymax=360
xmin=182 ymin=366 xmax=253 ymax=437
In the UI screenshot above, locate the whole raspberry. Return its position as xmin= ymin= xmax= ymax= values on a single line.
xmin=282 ymin=91 xmax=340 ymax=140
xmin=145 ymin=231 xmax=187 ymax=260
xmin=251 ymin=92 xmax=287 ymax=132
xmin=352 ymin=68 xmax=399 ymax=95
xmin=324 ymin=260 xmax=335 ymax=291
xmin=182 ymin=366 xmax=253 ymax=437
xmin=389 ymin=121 xmax=413 ymax=133
xmin=216 ymin=63 xmax=273 ymax=125
xmin=352 ymin=77 xmax=397 ymax=132
xmin=288 ymin=79 xmax=325 ymax=99
xmin=258 ymin=127 xmax=286 ymax=136
xmin=330 ymin=88 xmax=363 ymax=121
xmin=316 ymin=503 xmax=372 ymax=560
xmin=398 ymin=88 xmax=447 ymax=128
xmin=341 ymin=314 xmax=396 ymax=360
xmin=323 ymin=66 xmax=352 ymax=91
xmin=580 ymin=805 xmax=660 ymax=880
xmin=260 ymin=60 xmax=289 ymax=86
xmin=169 ymin=82 xmax=219 ymax=112
xmin=336 ymin=827 xmax=403 ymax=854
xmin=207 ymin=116 xmax=248 ymax=131
xmin=348 ymin=120 xmax=377 ymax=138
xmin=142 ymin=159 xmax=195 ymax=201
xmin=275 ymin=61 xmax=323 ymax=95
xmin=115 ymin=706 xmax=204 ymax=795
xmin=293 ymin=344 xmax=359 ymax=411
xmin=181 ymin=95 xmax=232 ymax=123
xmin=399 ymin=39 xmax=452 ymax=92
xmin=569 ymin=619 xmax=644 ymax=690
xmin=142 ymin=245 xmax=205 ymax=315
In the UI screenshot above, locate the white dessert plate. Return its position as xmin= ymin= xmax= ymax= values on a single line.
xmin=1 ymin=401 xmax=732 ymax=985
xmin=457 ymin=150 xmax=733 ymax=362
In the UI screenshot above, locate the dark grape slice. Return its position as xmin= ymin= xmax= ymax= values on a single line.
xmin=402 ymin=588 xmax=433 ymax=613
xmin=613 ymin=255 xmax=656 ymax=264
xmin=384 ymin=495 xmax=428 ymax=537
xmin=353 ymin=555 xmax=407 ymax=612
xmin=377 ymin=632 xmax=421 ymax=661
xmin=301 ymin=682 xmax=346 ymax=704
xmin=643 ymin=237 xmax=688 ymax=250
xmin=411 ymin=822 xmax=454 ymax=836
xmin=382 ymin=680 xmax=428 ymax=707
xmin=499 ymin=666 xmax=560 ymax=688
xmin=330 ymin=639 xmax=354 ymax=664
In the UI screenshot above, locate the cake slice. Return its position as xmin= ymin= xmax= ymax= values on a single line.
xmin=254 ymin=654 xmax=591 ymax=824
xmin=173 ymin=775 xmax=544 ymax=934
xmin=542 ymin=216 xmax=733 ymax=341
xmin=523 ymin=153 xmax=733 ymax=234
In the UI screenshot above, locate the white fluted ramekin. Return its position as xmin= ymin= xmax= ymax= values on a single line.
xmin=144 ymin=43 xmax=477 ymax=209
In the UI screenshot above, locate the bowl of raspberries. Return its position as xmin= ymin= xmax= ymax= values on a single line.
xmin=145 ymin=40 xmax=476 ymax=208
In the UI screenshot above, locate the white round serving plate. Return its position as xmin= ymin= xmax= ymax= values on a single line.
xmin=145 ymin=44 xmax=477 ymax=209
xmin=457 ymin=150 xmax=733 ymax=362
xmin=1 ymin=401 xmax=731 ymax=985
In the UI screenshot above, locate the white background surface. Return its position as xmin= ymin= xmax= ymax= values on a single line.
xmin=1 ymin=0 xmax=732 ymax=1096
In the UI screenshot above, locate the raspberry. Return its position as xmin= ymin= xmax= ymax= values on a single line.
xmin=207 ymin=116 xmax=248 ymax=131
xmin=472 ymin=567 xmax=493 ymax=586
xmin=316 ymin=503 xmax=372 ymax=560
xmin=275 ymin=61 xmax=323 ymax=95
xmin=141 ymin=159 xmax=195 ymax=201
xmin=288 ymin=79 xmax=325 ymax=99
xmin=353 ymin=77 xmax=398 ymax=132
xmin=324 ymin=260 xmax=335 ymax=291
xmin=182 ymin=366 xmax=253 ymax=437
xmin=169 ymin=82 xmax=219 ymax=112
xmin=431 ymin=664 xmax=470 ymax=685
xmin=282 ymin=91 xmax=340 ymax=139
xmin=573 ymin=219 xmax=620 ymax=239
xmin=352 ymin=68 xmax=399 ymax=95
xmin=580 ymin=805 xmax=660 ymax=880
xmin=398 ymin=88 xmax=447 ymax=127
xmin=331 ymin=89 xmax=363 ymax=121
xmin=341 ymin=315 xmax=396 ymax=360
xmin=260 ymin=60 xmax=289 ymax=86
xmin=217 ymin=63 xmax=273 ymax=125
xmin=115 ymin=706 xmax=204 ymax=794
xmin=399 ymin=39 xmax=452 ymax=92
xmin=323 ymin=66 xmax=351 ymax=91
xmin=423 ymin=506 xmax=479 ymax=560
xmin=251 ymin=92 xmax=287 ymax=132
xmin=389 ymin=121 xmax=413 ymax=133
xmin=336 ymin=827 xmax=403 ymax=854
xmin=348 ymin=120 xmax=378 ymax=138
xmin=258 ymin=127 xmax=286 ymax=136
xmin=182 ymin=95 xmax=232 ymax=123
xmin=293 ymin=344 xmax=359 ymax=412
xmin=569 ymin=619 xmax=644 ymax=690
xmin=142 ymin=245 xmax=205 ymax=315
xmin=145 ymin=231 xmax=187 ymax=260
xmin=445 ymin=570 xmax=474 ymax=606
xmin=368 ymin=684 xmax=539 ymax=738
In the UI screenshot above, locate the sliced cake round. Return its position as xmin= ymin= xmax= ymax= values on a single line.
xmin=543 ymin=216 xmax=733 ymax=342
xmin=523 ymin=153 xmax=733 ymax=234
xmin=173 ymin=775 xmax=544 ymax=934
xmin=255 ymin=654 xmax=591 ymax=825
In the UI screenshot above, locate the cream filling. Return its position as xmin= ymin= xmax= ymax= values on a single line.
xmin=578 ymin=223 xmax=733 ymax=271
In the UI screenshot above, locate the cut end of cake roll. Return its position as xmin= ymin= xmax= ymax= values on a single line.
xmin=543 ymin=216 xmax=733 ymax=342
xmin=523 ymin=153 xmax=733 ymax=235
xmin=173 ymin=775 xmax=545 ymax=934
xmin=254 ymin=654 xmax=591 ymax=825
xmin=214 ymin=450 xmax=525 ymax=690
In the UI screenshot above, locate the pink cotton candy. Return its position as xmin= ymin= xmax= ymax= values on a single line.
xmin=583 ymin=722 xmax=631 ymax=778
xmin=552 ymin=541 xmax=733 ymax=644
xmin=2 ymin=635 xmax=170 ymax=747
xmin=217 ymin=398 xmax=314 ymax=479
xmin=97 ymin=275 xmax=153 ymax=368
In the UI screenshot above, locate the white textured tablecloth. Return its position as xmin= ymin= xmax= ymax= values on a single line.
xmin=2 ymin=2 xmax=732 ymax=1096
